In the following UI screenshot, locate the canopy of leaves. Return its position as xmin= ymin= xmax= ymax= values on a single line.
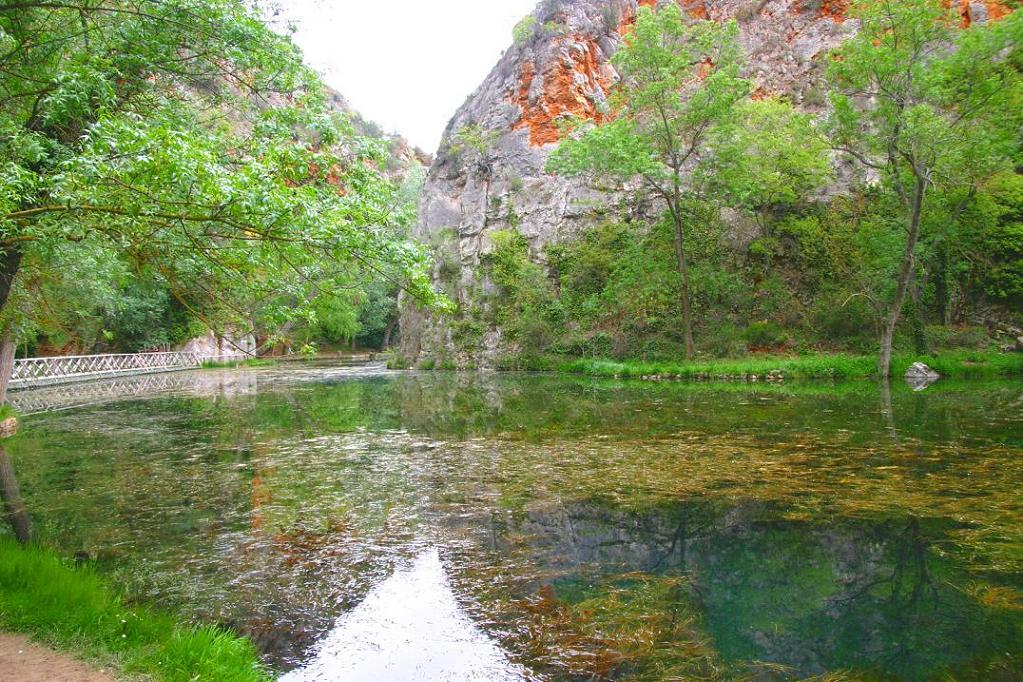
xmin=827 ymin=0 xmax=1023 ymax=202
xmin=548 ymin=4 xmax=751 ymax=200
xmin=0 ymin=0 xmax=439 ymax=344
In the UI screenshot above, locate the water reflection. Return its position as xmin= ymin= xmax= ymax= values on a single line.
xmin=0 ymin=445 xmax=30 ymax=543
xmin=471 ymin=500 xmax=1020 ymax=679
xmin=280 ymin=548 xmax=524 ymax=682
xmin=3 ymin=369 xmax=1022 ymax=680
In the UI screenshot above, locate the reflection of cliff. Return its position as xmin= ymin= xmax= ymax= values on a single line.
xmin=490 ymin=500 xmax=1023 ymax=679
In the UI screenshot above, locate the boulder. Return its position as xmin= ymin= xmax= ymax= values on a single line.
xmin=904 ymin=362 xmax=940 ymax=391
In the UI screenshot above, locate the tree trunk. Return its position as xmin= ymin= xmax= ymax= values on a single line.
xmin=908 ymin=282 xmax=927 ymax=355
xmin=0 ymin=245 xmax=28 ymax=542
xmin=0 ymin=245 xmax=24 ymax=406
xmin=0 ymin=445 xmax=30 ymax=544
xmin=879 ymin=177 xmax=926 ymax=377
xmin=670 ymin=210 xmax=696 ymax=360
xmin=381 ymin=316 xmax=396 ymax=350
xmin=0 ymin=336 xmax=14 ymax=409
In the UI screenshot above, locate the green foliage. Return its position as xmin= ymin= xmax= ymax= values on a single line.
xmin=512 ymin=15 xmax=537 ymax=45
xmin=924 ymin=325 xmax=992 ymax=351
xmin=971 ymin=173 xmax=1023 ymax=305
xmin=200 ymin=358 xmax=275 ymax=369
xmin=451 ymin=124 xmax=498 ymax=158
xmin=548 ymin=4 xmax=834 ymax=359
xmin=548 ymin=6 xmax=750 ymax=188
xmin=742 ymin=321 xmax=788 ymax=349
xmin=386 ymin=354 xmax=411 ymax=370
xmin=826 ymin=0 xmax=1023 ymax=372
xmin=542 ymin=20 xmax=568 ymax=37
xmin=0 ymin=538 xmax=268 ymax=681
xmin=698 ymin=322 xmax=748 ymax=359
xmin=0 ymin=0 xmax=440 ymax=362
xmin=559 ymin=350 xmax=1023 ymax=382
xmin=709 ymin=97 xmax=832 ymax=224
xmin=483 ymin=230 xmax=562 ymax=361
xmin=810 ymin=291 xmax=878 ymax=352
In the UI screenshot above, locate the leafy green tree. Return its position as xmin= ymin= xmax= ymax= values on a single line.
xmin=709 ymin=98 xmax=832 ymax=233
xmin=974 ymin=174 xmax=1023 ymax=307
xmin=827 ymin=0 xmax=1023 ymax=375
xmin=0 ymin=0 xmax=437 ymax=395
xmin=549 ymin=5 xmax=751 ymax=359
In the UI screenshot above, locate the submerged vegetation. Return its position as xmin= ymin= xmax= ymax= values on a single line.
xmin=10 ymin=371 xmax=1020 ymax=680
xmin=0 ymin=538 xmax=269 ymax=681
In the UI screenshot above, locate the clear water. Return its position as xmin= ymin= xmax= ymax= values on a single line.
xmin=4 ymin=365 xmax=1023 ymax=680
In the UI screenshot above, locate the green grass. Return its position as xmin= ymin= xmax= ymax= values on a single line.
xmin=200 ymin=357 xmax=277 ymax=369
xmin=0 ymin=538 xmax=270 ymax=681
xmin=558 ymin=350 xmax=1023 ymax=382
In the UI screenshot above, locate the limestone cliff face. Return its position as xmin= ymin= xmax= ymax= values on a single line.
xmin=397 ymin=0 xmax=1000 ymax=366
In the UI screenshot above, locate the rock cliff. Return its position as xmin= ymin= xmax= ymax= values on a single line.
xmin=399 ymin=0 xmax=1007 ymax=366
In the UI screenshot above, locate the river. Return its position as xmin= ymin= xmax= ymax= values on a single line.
xmin=5 ymin=364 xmax=1022 ymax=680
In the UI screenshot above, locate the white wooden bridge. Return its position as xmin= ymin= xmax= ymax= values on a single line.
xmin=8 ymin=351 xmax=246 ymax=390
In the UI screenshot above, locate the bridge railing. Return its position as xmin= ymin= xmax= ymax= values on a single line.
xmin=8 ymin=351 xmax=245 ymax=389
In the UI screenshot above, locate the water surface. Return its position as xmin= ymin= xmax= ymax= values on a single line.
xmin=5 ymin=366 xmax=1023 ymax=680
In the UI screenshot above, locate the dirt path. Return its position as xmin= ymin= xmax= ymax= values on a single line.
xmin=0 ymin=633 xmax=116 ymax=681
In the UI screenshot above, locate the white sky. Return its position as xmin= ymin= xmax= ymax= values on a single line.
xmin=275 ymin=0 xmax=539 ymax=153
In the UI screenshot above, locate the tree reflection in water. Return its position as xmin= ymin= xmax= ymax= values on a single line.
xmin=3 ymin=368 xmax=1021 ymax=679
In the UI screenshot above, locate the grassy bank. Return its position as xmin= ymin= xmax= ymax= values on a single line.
xmin=200 ymin=357 xmax=278 ymax=369
xmin=0 ymin=538 xmax=269 ymax=681
xmin=557 ymin=350 xmax=1023 ymax=382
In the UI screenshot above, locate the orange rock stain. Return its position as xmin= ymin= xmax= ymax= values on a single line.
xmin=954 ymin=0 xmax=1012 ymax=26
xmin=511 ymin=36 xmax=616 ymax=146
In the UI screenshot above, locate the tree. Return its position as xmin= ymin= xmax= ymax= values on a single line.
xmin=708 ymin=98 xmax=832 ymax=233
xmin=827 ymin=0 xmax=1023 ymax=376
xmin=548 ymin=4 xmax=751 ymax=359
xmin=0 ymin=0 xmax=437 ymax=396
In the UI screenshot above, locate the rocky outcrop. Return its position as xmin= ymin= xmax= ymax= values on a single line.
xmin=400 ymin=0 xmax=860 ymax=365
xmin=398 ymin=0 xmax=1008 ymax=366
xmin=905 ymin=361 xmax=941 ymax=390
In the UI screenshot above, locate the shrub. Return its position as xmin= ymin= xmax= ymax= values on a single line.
xmin=924 ymin=325 xmax=991 ymax=351
xmin=542 ymin=20 xmax=567 ymax=37
xmin=512 ymin=16 xmax=537 ymax=45
xmin=811 ymin=292 xmax=877 ymax=352
xmin=742 ymin=321 xmax=788 ymax=349
xmin=699 ymin=323 xmax=749 ymax=358
xmin=451 ymin=315 xmax=487 ymax=352
xmin=386 ymin=355 xmax=410 ymax=370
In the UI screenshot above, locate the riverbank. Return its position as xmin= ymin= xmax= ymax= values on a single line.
xmin=0 ymin=539 xmax=269 ymax=682
xmin=0 ymin=632 xmax=114 ymax=681
xmin=555 ymin=350 xmax=1023 ymax=382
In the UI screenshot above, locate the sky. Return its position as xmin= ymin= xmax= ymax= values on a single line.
xmin=275 ymin=0 xmax=539 ymax=154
